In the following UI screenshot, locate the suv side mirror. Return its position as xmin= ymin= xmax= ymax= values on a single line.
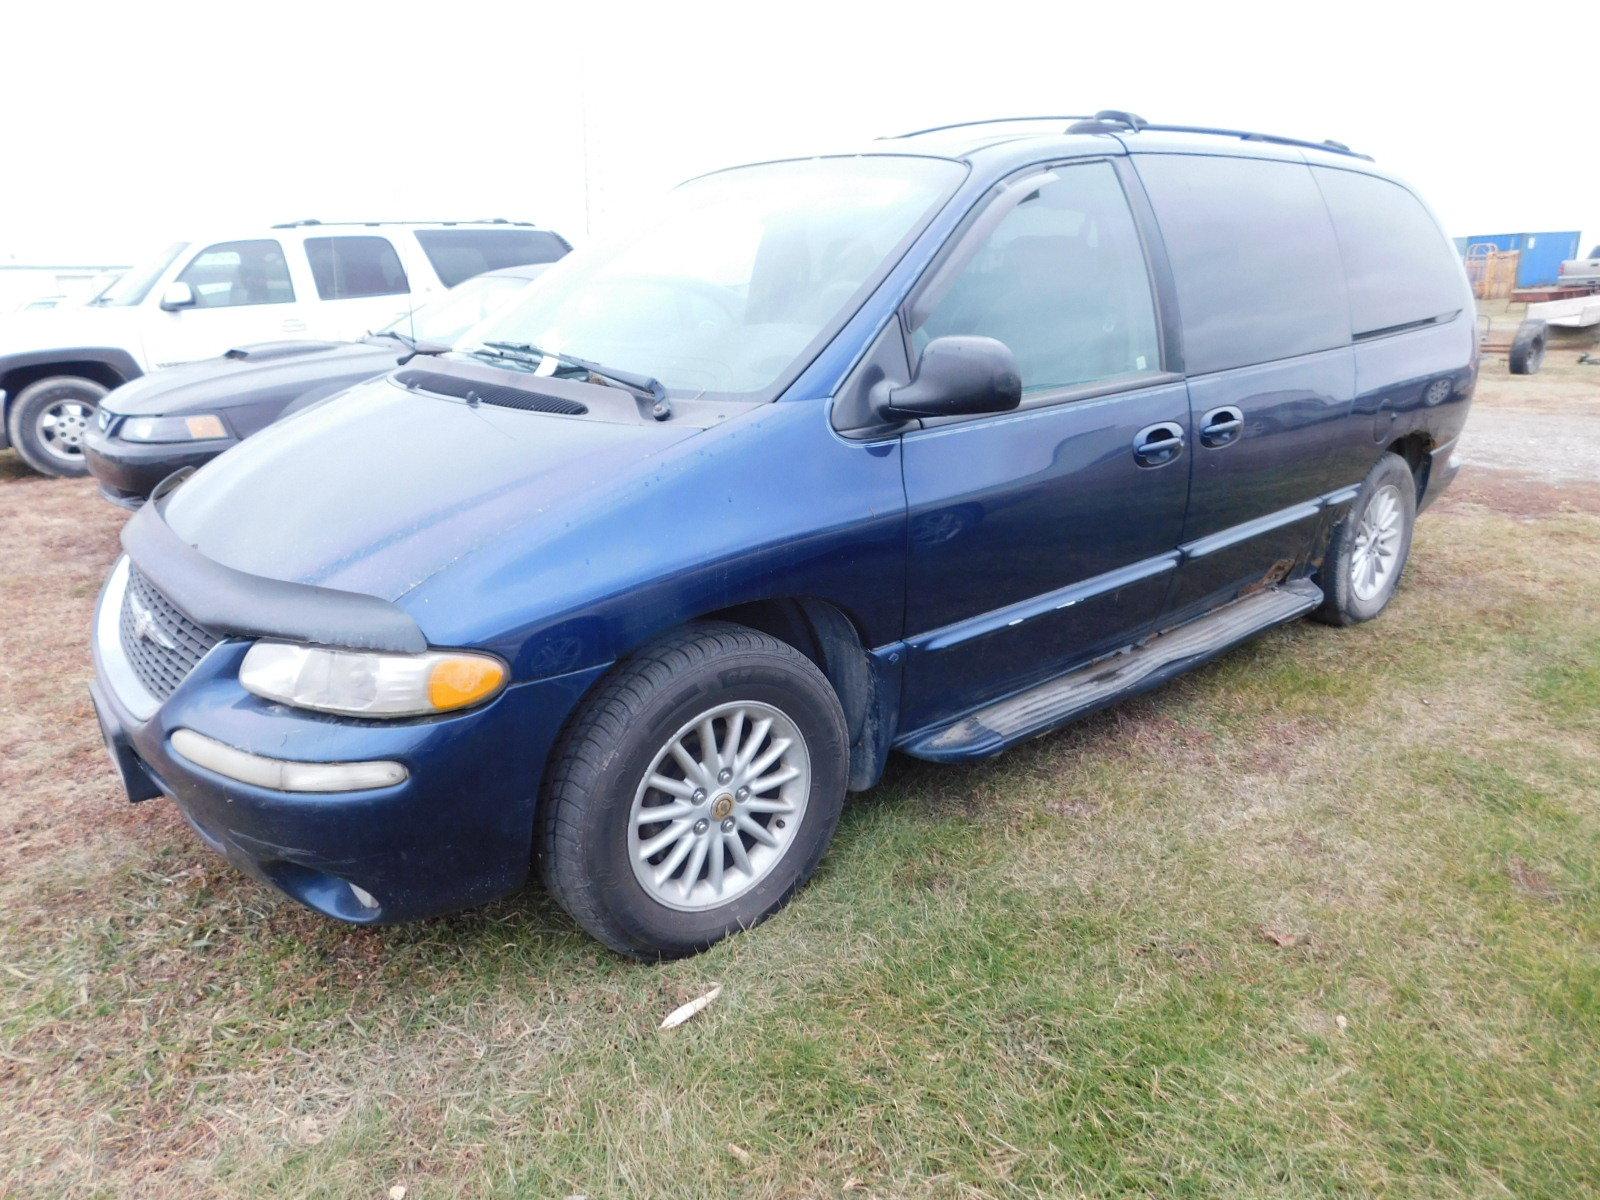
xmin=159 ymin=281 xmax=196 ymax=311
xmin=877 ymin=336 xmax=1022 ymax=420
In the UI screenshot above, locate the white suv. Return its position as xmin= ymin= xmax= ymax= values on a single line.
xmin=0 ymin=220 xmax=570 ymax=476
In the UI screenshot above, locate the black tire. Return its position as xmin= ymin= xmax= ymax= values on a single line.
xmin=1508 ymin=319 xmax=1547 ymax=375
xmin=538 ymin=622 xmax=849 ymax=959
xmin=6 ymin=375 xmax=108 ymax=477
xmin=1312 ymin=452 xmax=1418 ymax=626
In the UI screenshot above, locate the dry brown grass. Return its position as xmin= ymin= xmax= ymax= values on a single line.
xmin=2 ymin=349 xmax=1599 ymax=1197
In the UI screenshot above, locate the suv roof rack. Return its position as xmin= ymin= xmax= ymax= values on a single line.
xmin=269 ymin=218 xmax=541 ymax=229
xmin=1065 ymin=110 xmax=1371 ymax=161
xmin=885 ymin=115 xmax=1093 ymax=139
xmin=885 ymin=111 xmax=1370 ymax=161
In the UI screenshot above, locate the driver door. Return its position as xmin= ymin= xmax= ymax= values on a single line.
xmin=142 ymin=238 xmax=308 ymax=368
xmin=897 ymin=159 xmax=1192 ymax=733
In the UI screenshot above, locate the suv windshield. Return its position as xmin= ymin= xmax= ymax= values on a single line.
xmin=383 ymin=272 xmax=537 ymax=345
xmin=90 ymin=242 xmax=188 ymax=307
xmin=460 ymin=156 xmax=963 ymax=399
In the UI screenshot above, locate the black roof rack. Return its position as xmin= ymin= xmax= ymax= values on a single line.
xmin=886 ymin=110 xmax=1369 ymax=161
xmin=1066 ymin=110 xmax=1371 ymax=161
xmin=269 ymin=218 xmax=541 ymax=229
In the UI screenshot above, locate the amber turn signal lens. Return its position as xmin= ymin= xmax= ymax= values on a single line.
xmin=185 ymin=414 xmax=228 ymax=439
xmin=427 ymin=656 xmax=508 ymax=711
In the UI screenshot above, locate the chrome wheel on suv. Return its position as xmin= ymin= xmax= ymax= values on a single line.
xmin=7 ymin=375 xmax=109 ymax=478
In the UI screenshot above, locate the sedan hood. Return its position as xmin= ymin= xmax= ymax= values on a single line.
xmin=160 ymin=373 xmax=702 ymax=602
xmin=101 ymin=340 xmax=401 ymax=419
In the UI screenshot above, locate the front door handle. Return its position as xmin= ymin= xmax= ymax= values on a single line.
xmin=1133 ymin=421 xmax=1185 ymax=467
xmin=1200 ymin=405 xmax=1244 ymax=448
xmin=281 ymin=318 xmax=307 ymax=333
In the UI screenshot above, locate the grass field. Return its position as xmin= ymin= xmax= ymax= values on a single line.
xmin=3 ymin=354 xmax=1599 ymax=1198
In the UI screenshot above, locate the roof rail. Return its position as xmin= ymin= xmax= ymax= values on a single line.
xmin=269 ymin=218 xmax=541 ymax=229
xmin=885 ymin=110 xmax=1370 ymax=161
xmin=884 ymin=115 xmax=1092 ymax=140
xmin=1067 ymin=110 xmax=1371 ymax=161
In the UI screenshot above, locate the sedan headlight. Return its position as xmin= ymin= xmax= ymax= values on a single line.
xmin=239 ymin=642 xmax=508 ymax=718
xmin=120 ymin=413 xmax=229 ymax=443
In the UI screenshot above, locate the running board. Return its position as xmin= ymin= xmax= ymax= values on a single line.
xmin=900 ymin=579 xmax=1323 ymax=761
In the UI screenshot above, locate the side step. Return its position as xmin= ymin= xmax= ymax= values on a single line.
xmin=900 ymin=579 xmax=1323 ymax=761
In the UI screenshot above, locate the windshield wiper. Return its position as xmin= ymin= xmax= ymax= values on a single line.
xmin=476 ymin=340 xmax=671 ymax=420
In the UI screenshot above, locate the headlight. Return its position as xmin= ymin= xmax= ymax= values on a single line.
xmin=120 ymin=413 xmax=229 ymax=443
xmin=239 ymin=642 xmax=508 ymax=718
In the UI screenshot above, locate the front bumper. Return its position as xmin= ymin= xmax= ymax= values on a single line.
xmin=82 ymin=426 xmax=234 ymax=507
xmin=90 ymin=556 xmax=606 ymax=924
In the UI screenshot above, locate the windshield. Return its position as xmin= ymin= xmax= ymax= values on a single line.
xmin=384 ymin=272 xmax=539 ymax=344
xmin=91 ymin=242 xmax=187 ymax=307
xmin=460 ymin=156 xmax=963 ymax=398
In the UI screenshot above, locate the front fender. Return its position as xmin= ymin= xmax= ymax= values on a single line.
xmin=396 ymin=401 xmax=910 ymax=682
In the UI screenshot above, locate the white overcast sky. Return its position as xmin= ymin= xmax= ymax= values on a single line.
xmin=2 ymin=0 xmax=1595 ymax=265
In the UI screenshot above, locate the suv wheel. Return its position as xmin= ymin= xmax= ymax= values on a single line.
xmin=539 ymin=622 xmax=849 ymax=959
xmin=7 ymin=376 xmax=108 ymax=477
xmin=1313 ymin=452 xmax=1417 ymax=626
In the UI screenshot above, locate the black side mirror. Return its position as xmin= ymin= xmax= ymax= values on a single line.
xmin=877 ymin=336 xmax=1022 ymax=420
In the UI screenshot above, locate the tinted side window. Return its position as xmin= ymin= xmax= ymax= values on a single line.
xmin=415 ymin=229 xmax=569 ymax=287
xmin=911 ymin=161 xmax=1162 ymax=394
xmin=177 ymin=240 xmax=294 ymax=308
xmin=305 ymin=236 xmax=409 ymax=300
xmin=1311 ymin=168 xmax=1465 ymax=336
xmin=1135 ymin=155 xmax=1347 ymax=374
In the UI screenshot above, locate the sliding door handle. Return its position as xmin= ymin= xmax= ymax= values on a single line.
xmin=1200 ymin=406 xmax=1244 ymax=448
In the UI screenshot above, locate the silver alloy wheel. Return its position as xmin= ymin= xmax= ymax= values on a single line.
xmin=36 ymin=398 xmax=94 ymax=464
xmin=628 ymin=700 xmax=811 ymax=912
xmin=1350 ymin=482 xmax=1404 ymax=602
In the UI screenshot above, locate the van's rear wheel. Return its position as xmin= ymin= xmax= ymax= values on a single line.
xmin=7 ymin=376 xmax=107 ymax=477
xmin=1313 ymin=452 xmax=1417 ymax=626
xmin=538 ymin=622 xmax=849 ymax=959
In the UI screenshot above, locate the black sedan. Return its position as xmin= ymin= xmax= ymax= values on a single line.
xmin=84 ymin=263 xmax=553 ymax=507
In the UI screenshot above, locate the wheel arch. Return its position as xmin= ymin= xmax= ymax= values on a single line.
xmin=1385 ymin=432 xmax=1433 ymax=504
xmin=1 ymin=348 xmax=143 ymax=426
xmin=692 ymin=597 xmax=894 ymax=793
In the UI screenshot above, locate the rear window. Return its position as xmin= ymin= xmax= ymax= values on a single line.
xmin=414 ymin=229 xmax=569 ymax=287
xmin=1135 ymin=154 xmax=1348 ymax=374
xmin=305 ymin=236 xmax=409 ymax=300
xmin=1312 ymin=168 xmax=1465 ymax=337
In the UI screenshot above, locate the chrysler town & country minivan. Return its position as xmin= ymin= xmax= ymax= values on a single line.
xmin=90 ymin=113 xmax=1475 ymax=957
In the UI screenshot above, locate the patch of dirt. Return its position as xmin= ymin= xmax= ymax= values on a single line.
xmin=1508 ymin=855 xmax=1560 ymax=901
xmin=1437 ymin=464 xmax=1600 ymax=519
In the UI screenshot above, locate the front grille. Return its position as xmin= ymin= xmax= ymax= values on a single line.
xmin=119 ymin=567 xmax=220 ymax=701
xmin=394 ymin=369 xmax=588 ymax=416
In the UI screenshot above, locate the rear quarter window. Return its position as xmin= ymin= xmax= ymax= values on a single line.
xmin=414 ymin=229 xmax=569 ymax=288
xmin=1134 ymin=154 xmax=1348 ymax=374
xmin=305 ymin=236 xmax=410 ymax=300
xmin=1311 ymin=168 xmax=1467 ymax=336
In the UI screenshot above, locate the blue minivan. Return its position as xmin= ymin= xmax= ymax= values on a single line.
xmin=90 ymin=113 xmax=1475 ymax=957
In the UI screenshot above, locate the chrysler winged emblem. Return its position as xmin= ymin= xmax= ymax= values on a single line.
xmin=129 ymin=594 xmax=177 ymax=652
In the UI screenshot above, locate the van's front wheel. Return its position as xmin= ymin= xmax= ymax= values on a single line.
xmin=538 ymin=623 xmax=849 ymax=959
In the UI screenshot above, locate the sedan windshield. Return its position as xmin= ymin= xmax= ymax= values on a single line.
xmin=459 ymin=156 xmax=963 ymax=399
xmin=382 ymin=272 xmax=538 ymax=345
